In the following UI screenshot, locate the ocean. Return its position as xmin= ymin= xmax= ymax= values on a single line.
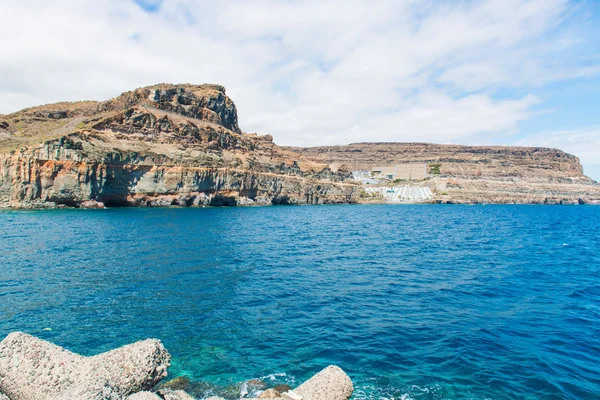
xmin=1 ymin=205 xmax=599 ymax=399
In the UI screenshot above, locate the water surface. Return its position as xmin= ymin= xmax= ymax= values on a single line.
xmin=1 ymin=205 xmax=599 ymax=399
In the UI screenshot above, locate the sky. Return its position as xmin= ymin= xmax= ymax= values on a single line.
xmin=0 ymin=0 xmax=599 ymax=180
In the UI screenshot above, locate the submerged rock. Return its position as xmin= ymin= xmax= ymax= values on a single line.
xmin=161 ymin=376 xmax=192 ymax=391
xmin=0 ymin=332 xmax=170 ymax=400
xmin=273 ymin=384 xmax=291 ymax=393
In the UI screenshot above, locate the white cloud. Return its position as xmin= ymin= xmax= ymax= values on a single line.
xmin=0 ymin=0 xmax=598 ymax=159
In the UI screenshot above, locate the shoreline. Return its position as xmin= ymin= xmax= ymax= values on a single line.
xmin=0 ymin=199 xmax=597 ymax=211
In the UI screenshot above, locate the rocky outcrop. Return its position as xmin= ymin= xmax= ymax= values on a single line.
xmin=0 ymin=84 xmax=357 ymax=208
xmin=0 ymin=332 xmax=170 ymax=400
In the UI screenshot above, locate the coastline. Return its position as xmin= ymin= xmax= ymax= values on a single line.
xmin=1 ymin=198 xmax=597 ymax=210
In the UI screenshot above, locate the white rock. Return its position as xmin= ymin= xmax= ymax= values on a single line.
xmin=0 ymin=332 xmax=170 ymax=400
xmin=294 ymin=366 xmax=353 ymax=400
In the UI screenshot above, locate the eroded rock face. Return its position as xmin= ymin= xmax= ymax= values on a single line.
xmin=0 ymin=84 xmax=358 ymax=208
xmin=288 ymin=143 xmax=600 ymax=204
xmin=2 ymin=83 xmax=598 ymax=207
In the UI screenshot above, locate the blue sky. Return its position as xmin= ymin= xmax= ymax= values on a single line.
xmin=134 ymin=0 xmax=163 ymax=13
xmin=0 ymin=0 xmax=599 ymax=179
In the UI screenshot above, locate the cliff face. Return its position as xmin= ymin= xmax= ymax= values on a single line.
xmin=287 ymin=143 xmax=600 ymax=204
xmin=1 ymin=84 xmax=599 ymax=208
xmin=0 ymin=84 xmax=357 ymax=208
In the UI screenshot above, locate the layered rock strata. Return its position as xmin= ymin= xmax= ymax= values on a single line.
xmin=0 ymin=84 xmax=357 ymax=208
xmin=288 ymin=143 xmax=600 ymax=204
xmin=2 ymin=84 xmax=598 ymax=206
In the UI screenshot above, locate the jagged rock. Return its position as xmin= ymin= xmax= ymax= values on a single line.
xmin=246 ymin=378 xmax=269 ymax=390
xmin=293 ymin=365 xmax=353 ymax=400
xmin=0 ymin=332 xmax=170 ymax=400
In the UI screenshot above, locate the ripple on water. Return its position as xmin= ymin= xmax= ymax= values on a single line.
xmin=0 ymin=205 xmax=599 ymax=399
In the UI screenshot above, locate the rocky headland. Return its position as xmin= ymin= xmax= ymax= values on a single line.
xmin=0 ymin=84 xmax=356 ymax=209
xmin=1 ymin=83 xmax=599 ymax=207
xmin=0 ymin=332 xmax=353 ymax=400
xmin=288 ymin=143 xmax=600 ymax=204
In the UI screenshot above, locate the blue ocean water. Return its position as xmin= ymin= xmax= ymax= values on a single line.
xmin=1 ymin=205 xmax=599 ymax=399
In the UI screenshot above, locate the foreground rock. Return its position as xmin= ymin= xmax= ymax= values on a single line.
xmin=243 ymin=365 xmax=353 ymax=400
xmin=0 ymin=332 xmax=353 ymax=400
xmin=293 ymin=365 xmax=353 ymax=400
xmin=0 ymin=332 xmax=170 ymax=400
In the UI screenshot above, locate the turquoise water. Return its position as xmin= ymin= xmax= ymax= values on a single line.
xmin=1 ymin=205 xmax=599 ymax=399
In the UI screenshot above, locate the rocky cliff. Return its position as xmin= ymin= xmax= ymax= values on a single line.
xmin=0 ymin=84 xmax=357 ymax=208
xmin=287 ymin=143 xmax=600 ymax=204
xmin=1 ymin=84 xmax=599 ymax=208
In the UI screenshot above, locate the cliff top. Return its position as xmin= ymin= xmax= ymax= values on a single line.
xmin=0 ymin=83 xmax=586 ymax=180
xmin=0 ymin=83 xmax=239 ymax=151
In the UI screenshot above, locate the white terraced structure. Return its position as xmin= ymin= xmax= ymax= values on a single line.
xmin=363 ymin=186 xmax=433 ymax=202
